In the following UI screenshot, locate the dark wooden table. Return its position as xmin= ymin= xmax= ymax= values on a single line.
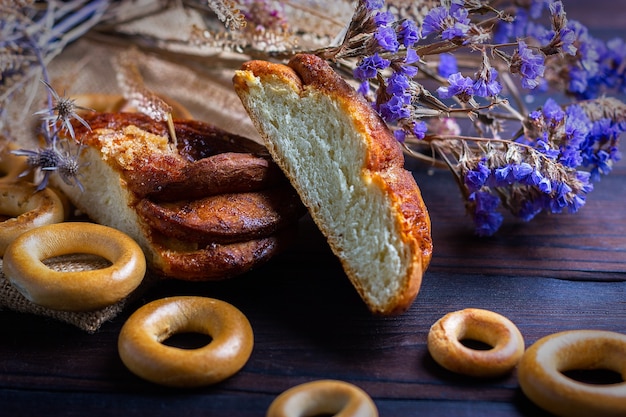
xmin=1 ymin=3 xmax=625 ymax=416
xmin=1 ymin=154 xmax=624 ymax=416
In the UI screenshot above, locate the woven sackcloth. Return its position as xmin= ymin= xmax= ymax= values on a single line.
xmin=1 ymin=25 xmax=266 ymax=331
xmin=0 ymin=254 xmax=151 ymax=333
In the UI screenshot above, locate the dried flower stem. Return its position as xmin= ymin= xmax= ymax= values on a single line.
xmin=113 ymin=48 xmax=178 ymax=147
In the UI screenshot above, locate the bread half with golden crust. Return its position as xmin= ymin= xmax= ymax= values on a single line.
xmin=51 ymin=112 xmax=304 ymax=281
xmin=233 ymin=53 xmax=432 ymax=315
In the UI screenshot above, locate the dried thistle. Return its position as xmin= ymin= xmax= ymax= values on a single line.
xmin=12 ymin=136 xmax=87 ymax=192
xmin=11 ymin=79 xmax=90 ymax=191
xmin=33 ymin=79 xmax=93 ymax=142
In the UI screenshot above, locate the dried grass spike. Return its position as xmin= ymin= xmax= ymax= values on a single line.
xmin=579 ymin=97 xmax=626 ymax=123
xmin=207 ymin=0 xmax=246 ymax=31
xmin=113 ymin=49 xmax=177 ymax=146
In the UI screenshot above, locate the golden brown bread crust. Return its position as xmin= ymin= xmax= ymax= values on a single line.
xmin=294 ymin=55 xmax=433 ymax=259
xmin=137 ymin=186 xmax=304 ymax=244
xmin=118 ymin=296 xmax=254 ymax=387
xmin=266 ymin=379 xmax=379 ymax=417
xmin=518 ymin=330 xmax=626 ymax=417
xmin=234 ymin=54 xmax=432 ymax=314
xmin=427 ymin=308 xmax=525 ymax=377
xmin=4 ymin=222 xmax=146 ymax=311
xmin=0 ymin=182 xmax=66 ymax=256
xmin=74 ymin=113 xmax=286 ymax=201
xmin=153 ymin=228 xmax=297 ymax=281
xmin=130 ymin=153 xmax=283 ymax=202
xmin=62 ymin=112 xmax=305 ymax=281
xmin=236 ymin=55 xmax=432 ymax=272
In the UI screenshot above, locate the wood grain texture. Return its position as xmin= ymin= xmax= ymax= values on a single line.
xmin=1 ymin=2 xmax=625 ymax=415
xmin=0 ymin=157 xmax=624 ymax=416
xmin=415 ymin=160 xmax=626 ymax=281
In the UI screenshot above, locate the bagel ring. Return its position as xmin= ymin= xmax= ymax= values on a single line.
xmin=3 ymin=222 xmax=146 ymax=311
xmin=118 ymin=296 xmax=253 ymax=387
xmin=427 ymin=308 xmax=525 ymax=377
xmin=0 ymin=182 xmax=66 ymax=256
xmin=518 ymin=330 xmax=626 ymax=417
xmin=267 ymin=379 xmax=378 ymax=417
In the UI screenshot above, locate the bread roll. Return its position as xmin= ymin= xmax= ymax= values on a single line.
xmin=233 ymin=54 xmax=432 ymax=314
xmin=52 ymin=112 xmax=304 ymax=281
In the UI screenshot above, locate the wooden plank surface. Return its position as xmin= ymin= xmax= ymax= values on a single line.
xmin=0 ymin=157 xmax=624 ymax=416
xmin=1 ymin=2 xmax=625 ymax=416
xmin=417 ymin=159 xmax=626 ymax=280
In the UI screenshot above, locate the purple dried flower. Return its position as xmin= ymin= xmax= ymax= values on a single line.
xmin=516 ymin=199 xmax=543 ymax=222
xmin=549 ymin=182 xmax=573 ymax=213
xmin=464 ymin=160 xmax=490 ymax=191
xmin=421 ymin=7 xmax=448 ymax=38
xmin=510 ymin=40 xmax=546 ymax=89
xmin=549 ymin=1 xmax=565 ymax=19
xmin=535 ymin=136 xmax=560 ymax=159
xmin=542 ymin=98 xmax=565 ymax=123
xmin=494 ymin=8 xmax=529 ymax=44
xmin=529 ymin=0 xmax=549 ymax=18
xmin=437 ymin=72 xmax=475 ymax=102
xmin=374 ymin=10 xmax=394 ymax=26
xmin=394 ymin=129 xmax=406 ymax=142
xmin=576 ymin=36 xmax=626 ymax=98
xmin=468 ymin=191 xmax=503 ymax=237
xmin=386 ymin=72 xmax=410 ymax=96
xmin=450 ymin=0 xmax=464 ymax=13
xmin=494 ymin=165 xmax=512 ymax=185
xmin=421 ymin=6 xmax=470 ymax=40
xmin=558 ymin=27 xmax=578 ymax=56
xmin=379 ymin=94 xmax=411 ymax=123
xmin=537 ymin=176 xmax=552 ymax=194
xmin=438 ymin=54 xmax=458 ymax=78
xmin=578 ymin=114 xmax=625 ymax=180
xmin=357 ymin=81 xmax=370 ymax=97
xmin=364 ymin=0 xmax=384 ymax=11
xmin=398 ymin=48 xmax=419 ymax=76
xmin=512 ymin=163 xmax=534 ymax=183
xmin=473 ymin=68 xmax=502 ymax=98
xmin=398 ymin=19 xmax=420 ymax=48
xmin=354 ymin=53 xmax=390 ymax=81
xmin=405 ymin=48 xmax=419 ymax=64
xmin=412 ymin=121 xmax=427 ymax=139
xmin=543 ymin=1 xmax=577 ymax=56
xmin=398 ymin=64 xmax=418 ymax=78
xmin=375 ymin=25 xmax=399 ymax=52
xmin=445 ymin=7 xmax=471 ymax=40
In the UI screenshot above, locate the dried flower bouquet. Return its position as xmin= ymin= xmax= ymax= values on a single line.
xmin=2 ymin=0 xmax=624 ymax=236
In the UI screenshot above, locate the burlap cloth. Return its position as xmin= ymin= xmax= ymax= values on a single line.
xmin=0 ymin=254 xmax=146 ymax=333
xmin=0 ymin=0 xmax=360 ymax=331
xmin=0 ymin=30 xmax=267 ymax=331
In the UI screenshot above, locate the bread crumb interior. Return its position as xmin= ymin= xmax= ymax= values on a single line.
xmin=244 ymin=75 xmax=411 ymax=309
